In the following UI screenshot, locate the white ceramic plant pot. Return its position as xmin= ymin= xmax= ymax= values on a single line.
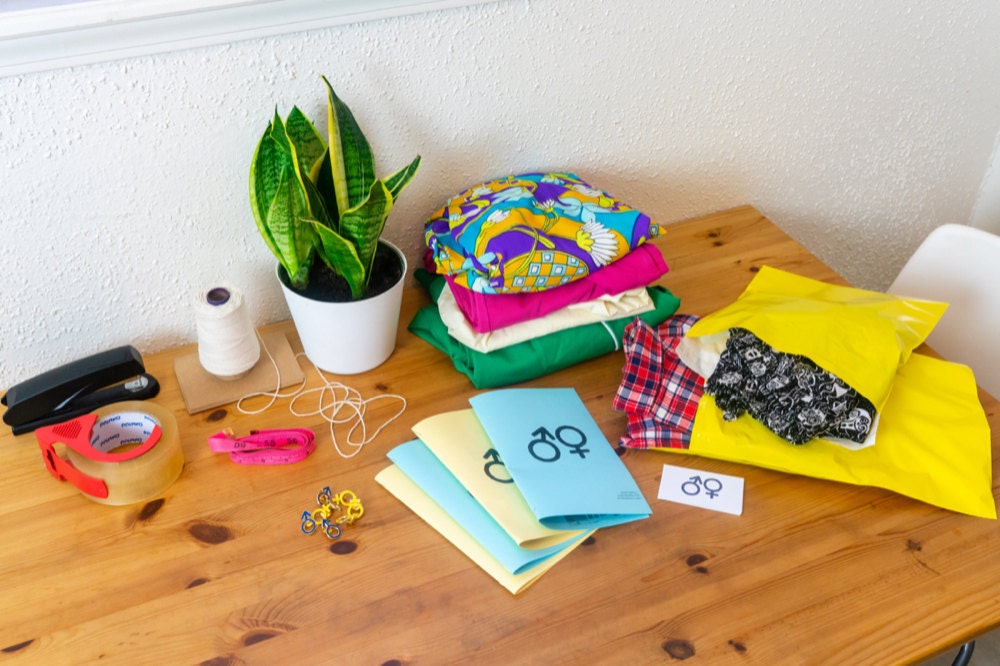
xmin=278 ymin=241 xmax=407 ymax=375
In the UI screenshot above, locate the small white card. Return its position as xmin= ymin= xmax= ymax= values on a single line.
xmin=657 ymin=464 xmax=744 ymax=515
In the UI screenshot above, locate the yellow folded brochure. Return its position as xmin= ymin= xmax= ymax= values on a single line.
xmin=686 ymin=352 xmax=995 ymax=519
xmin=375 ymin=465 xmax=593 ymax=594
xmin=412 ymin=409 xmax=584 ymax=549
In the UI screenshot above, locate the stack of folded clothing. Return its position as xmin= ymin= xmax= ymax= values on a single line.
xmin=409 ymin=172 xmax=681 ymax=388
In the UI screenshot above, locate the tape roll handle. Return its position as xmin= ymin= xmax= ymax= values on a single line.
xmin=35 ymin=411 xmax=165 ymax=499
xmin=36 ymin=413 xmax=109 ymax=499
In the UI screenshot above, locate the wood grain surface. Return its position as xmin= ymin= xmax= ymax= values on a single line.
xmin=2 ymin=206 xmax=997 ymax=665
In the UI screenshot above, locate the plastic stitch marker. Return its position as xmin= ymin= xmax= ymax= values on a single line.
xmin=300 ymin=511 xmax=318 ymax=535
xmin=323 ymin=522 xmax=342 ymax=540
xmin=300 ymin=486 xmax=363 ymax=539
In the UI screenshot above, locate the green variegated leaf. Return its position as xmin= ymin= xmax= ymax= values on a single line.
xmin=285 ymin=107 xmax=327 ymax=182
xmin=265 ymin=167 xmax=315 ymax=290
xmin=250 ymin=125 xmax=290 ymax=237
xmin=309 ymin=221 xmax=367 ymax=299
xmin=384 ymin=154 xmax=421 ymax=200
xmin=268 ymin=110 xmax=291 ymax=154
xmin=285 ymin=258 xmax=312 ymax=289
xmin=314 ymin=149 xmax=340 ymax=232
xmin=323 ymin=76 xmax=376 ymax=213
xmin=300 ymin=171 xmax=335 ymax=257
xmin=284 ymin=109 xmax=326 ymax=226
xmin=302 ymin=171 xmax=332 ymax=221
xmin=340 ymin=179 xmax=392 ymax=284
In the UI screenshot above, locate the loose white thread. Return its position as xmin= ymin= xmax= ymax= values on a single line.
xmin=195 ymin=286 xmax=261 ymax=380
xmin=600 ymin=320 xmax=620 ymax=351
xmin=237 ymin=331 xmax=406 ymax=459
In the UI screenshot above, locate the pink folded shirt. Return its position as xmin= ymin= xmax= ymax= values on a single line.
xmin=443 ymin=243 xmax=669 ymax=332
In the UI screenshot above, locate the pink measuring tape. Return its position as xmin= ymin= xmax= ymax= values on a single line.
xmin=208 ymin=428 xmax=316 ymax=465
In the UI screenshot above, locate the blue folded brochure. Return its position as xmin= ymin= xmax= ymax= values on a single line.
xmin=469 ymin=388 xmax=651 ymax=530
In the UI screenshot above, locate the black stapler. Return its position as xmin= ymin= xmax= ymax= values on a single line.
xmin=2 ymin=345 xmax=160 ymax=436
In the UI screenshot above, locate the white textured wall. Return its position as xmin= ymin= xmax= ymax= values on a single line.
xmin=971 ymin=139 xmax=1000 ymax=235
xmin=2 ymin=0 xmax=999 ymax=388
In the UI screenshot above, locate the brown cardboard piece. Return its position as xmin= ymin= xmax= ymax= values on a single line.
xmin=173 ymin=331 xmax=305 ymax=414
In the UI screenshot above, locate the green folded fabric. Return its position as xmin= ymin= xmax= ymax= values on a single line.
xmin=408 ymin=270 xmax=681 ymax=388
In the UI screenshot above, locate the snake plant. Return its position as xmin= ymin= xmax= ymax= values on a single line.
xmin=249 ymin=76 xmax=421 ymax=299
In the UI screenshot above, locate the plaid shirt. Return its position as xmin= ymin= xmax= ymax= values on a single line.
xmin=613 ymin=314 xmax=703 ymax=449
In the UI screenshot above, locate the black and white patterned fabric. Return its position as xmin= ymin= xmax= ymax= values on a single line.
xmin=705 ymin=328 xmax=876 ymax=445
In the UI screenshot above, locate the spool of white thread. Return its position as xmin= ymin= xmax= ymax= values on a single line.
xmin=195 ymin=286 xmax=261 ymax=381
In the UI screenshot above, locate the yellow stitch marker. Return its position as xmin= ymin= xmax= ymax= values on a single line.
xmin=302 ymin=487 xmax=363 ymax=536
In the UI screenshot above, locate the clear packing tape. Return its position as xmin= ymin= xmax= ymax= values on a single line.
xmin=35 ymin=401 xmax=183 ymax=506
xmin=673 ymin=266 xmax=996 ymax=519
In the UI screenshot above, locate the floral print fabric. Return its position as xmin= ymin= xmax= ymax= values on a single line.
xmin=705 ymin=327 xmax=877 ymax=445
xmin=424 ymin=172 xmax=660 ymax=293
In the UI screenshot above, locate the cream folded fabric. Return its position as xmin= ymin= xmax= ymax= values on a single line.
xmin=439 ymin=285 xmax=655 ymax=353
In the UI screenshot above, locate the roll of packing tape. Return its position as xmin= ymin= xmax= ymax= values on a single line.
xmin=35 ymin=401 xmax=184 ymax=506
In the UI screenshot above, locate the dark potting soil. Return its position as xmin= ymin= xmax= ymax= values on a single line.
xmin=285 ymin=243 xmax=404 ymax=303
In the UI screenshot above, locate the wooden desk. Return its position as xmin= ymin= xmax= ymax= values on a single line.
xmin=2 ymin=206 xmax=997 ymax=665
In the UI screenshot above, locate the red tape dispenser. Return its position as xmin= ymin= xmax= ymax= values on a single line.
xmin=208 ymin=428 xmax=316 ymax=465
xmin=33 ymin=401 xmax=183 ymax=505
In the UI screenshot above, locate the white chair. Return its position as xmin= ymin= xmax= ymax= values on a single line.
xmin=889 ymin=223 xmax=1000 ymax=398
xmin=888 ymin=223 xmax=1000 ymax=666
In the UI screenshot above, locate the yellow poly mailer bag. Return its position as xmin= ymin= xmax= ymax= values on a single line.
xmin=682 ymin=352 xmax=995 ymax=519
xmin=685 ymin=266 xmax=948 ymax=410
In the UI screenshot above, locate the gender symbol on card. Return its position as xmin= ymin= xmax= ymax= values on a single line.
xmin=482 ymin=448 xmax=514 ymax=483
xmin=527 ymin=425 xmax=590 ymax=462
xmin=681 ymin=475 xmax=724 ymax=498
